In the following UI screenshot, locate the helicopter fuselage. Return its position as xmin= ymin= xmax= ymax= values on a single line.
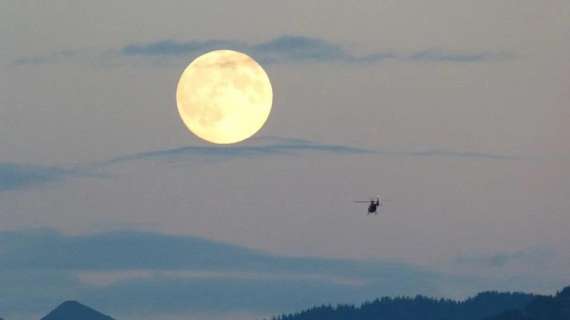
xmin=368 ymin=200 xmax=380 ymax=214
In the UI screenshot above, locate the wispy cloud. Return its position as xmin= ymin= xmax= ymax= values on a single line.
xmin=104 ymin=137 xmax=373 ymax=165
xmin=0 ymin=138 xmax=520 ymax=192
xmin=121 ymin=35 xmax=502 ymax=64
xmin=120 ymin=36 xmax=388 ymax=64
xmin=103 ymin=137 xmax=520 ymax=166
xmin=0 ymin=228 xmax=422 ymax=278
xmin=0 ymin=229 xmax=437 ymax=316
xmin=122 ymin=40 xmax=241 ymax=57
xmin=399 ymin=146 xmax=520 ymax=160
xmin=251 ymin=36 xmax=350 ymax=63
xmin=2 ymin=229 xmax=556 ymax=319
xmin=409 ymin=50 xmax=511 ymax=63
xmin=12 ymin=35 xmax=508 ymax=66
xmin=11 ymin=50 xmax=80 ymax=66
xmin=455 ymin=248 xmax=555 ymax=268
xmin=0 ymin=163 xmax=76 ymax=192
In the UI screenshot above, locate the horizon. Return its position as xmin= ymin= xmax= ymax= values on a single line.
xmin=30 ymin=285 xmax=570 ymax=320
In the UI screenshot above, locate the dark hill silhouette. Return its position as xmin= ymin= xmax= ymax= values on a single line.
xmin=486 ymin=287 xmax=570 ymax=320
xmin=37 ymin=286 xmax=569 ymax=320
xmin=274 ymin=291 xmax=537 ymax=320
xmin=41 ymin=301 xmax=115 ymax=320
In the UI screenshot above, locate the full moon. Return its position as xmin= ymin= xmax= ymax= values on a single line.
xmin=176 ymin=50 xmax=273 ymax=144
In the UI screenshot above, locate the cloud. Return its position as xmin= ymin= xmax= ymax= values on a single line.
xmin=251 ymin=36 xmax=351 ymax=63
xmin=455 ymin=248 xmax=555 ymax=268
xmin=0 ymin=228 xmax=267 ymax=271
xmin=0 ymin=163 xmax=75 ymax=191
xmin=0 ymin=229 xmax=424 ymax=278
xmin=409 ymin=50 xmax=511 ymax=62
xmin=400 ymin=146 xmax=520 ymax=160
xmin=122 ymin=40 xmax=241 ymax=57
xmin=120 ymin=36 xmax=384 ymax=64
xmin=409 ymin=50 xmax=510 ymax=62
xmin=0 ymin=230 xmax=563 ymax=320
xmin=103 ymin=137 xmax=520 ymax=166
xmin=0 ymin=229 xmax=437 ymax=317
xmin=119 ymin=35 xmax=508 ymax=64
xmin=10 ymin=50 xmax=79 ymax=66
xmin=104 ymin=137 xmax=373 ymax=165
xmin=12 ymin=35 xmax=508 ymax=66
xmin=0 ymin=138 xmax=519 ymax=193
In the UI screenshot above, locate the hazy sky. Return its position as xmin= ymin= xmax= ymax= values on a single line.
xmin=1 ymin=1 xmax=569 ymax=319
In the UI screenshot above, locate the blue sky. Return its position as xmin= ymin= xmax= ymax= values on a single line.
xmin=1 ymin=1 xmax=569 ymax=319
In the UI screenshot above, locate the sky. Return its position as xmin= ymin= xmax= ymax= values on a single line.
xmin=1 ymin=1 xmax=570 ymax=319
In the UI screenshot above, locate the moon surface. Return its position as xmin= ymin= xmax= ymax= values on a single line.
xmin=176 ymin=50 xmax=273 ymax=144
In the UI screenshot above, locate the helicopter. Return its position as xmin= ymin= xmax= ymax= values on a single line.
xmin=354 ymin=196 xmax=386 ymax=215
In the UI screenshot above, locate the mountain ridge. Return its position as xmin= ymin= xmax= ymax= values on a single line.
xmin=37 ymin=286 xmax=570 ymax=320
xmin=486 ymin=287 xmax=570 ymax=320
xmin=272 ymin=291 xmax=538 ymax=320
xmin=40 ymin=300 xmax=114 ymax=320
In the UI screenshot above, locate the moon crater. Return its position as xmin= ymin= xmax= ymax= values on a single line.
xmin=176 ymin=50 xmax=273 ymax=144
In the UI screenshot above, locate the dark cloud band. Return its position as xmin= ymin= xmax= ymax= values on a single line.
xmin=12 ymin=35 xmax=508 ymax=66
xmin=0 ymin=138 xmax=520 ymax=192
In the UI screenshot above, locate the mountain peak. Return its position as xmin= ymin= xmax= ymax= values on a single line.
xmin=41 ymin=300 xmax=114 ymax=320
xmin=558 ymin=286 xmax=570 ymax=298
